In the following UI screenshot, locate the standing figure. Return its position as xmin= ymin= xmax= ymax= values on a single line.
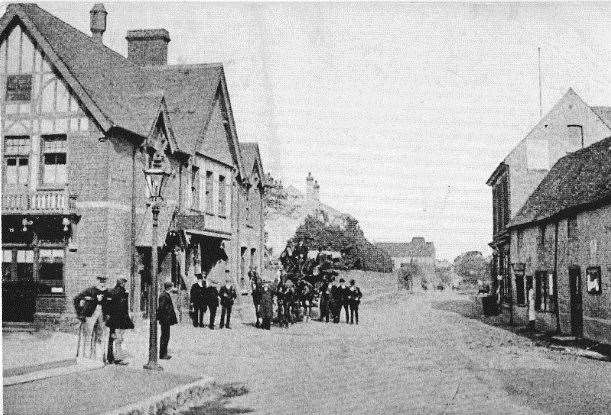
xmin=251 ymin=276 xmax=263 ymax=327
xmin=319 ymin=279 xmax=331 ymax=323
xmin=259 ymin=283 xmax=274 ymax=330
xmin=283 ymin=279 xmax=295 ymax=326
xmin=329 ymin=278 xmax=341 ymax=323
xmin=219 ymin=274 xmax=237 ymax=329
xmin=338 ymin=278 xmax=350 ymax=323
xmin=527 ymin=280 xmax=536 ymax=331
xmin=74 ymin=275 xmax=111 ymax=361
xmin=157 ymin=281 xmax=178 ymax=360
xmin=190 ymin=274 xmax=207 ymax=327
xmin=348 ymin=279 xmax=362 ymax=324
xmin=106 ymin=276 xmax=134 ymax=364
xmin=298 ymin=279 xmax=314 ymax=321
xmin=203 ymin=278 xmax=219 ymax=329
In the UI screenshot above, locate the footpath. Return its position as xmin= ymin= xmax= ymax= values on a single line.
xmin=2 ymin=326 xmax=218 ymax=415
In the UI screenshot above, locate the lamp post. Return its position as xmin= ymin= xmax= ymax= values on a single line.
xmin=142 ymin=153 xmax=170 ymax=371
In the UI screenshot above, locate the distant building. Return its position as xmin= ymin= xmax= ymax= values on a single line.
xmin=507 ymin=136 xmax=611 ymax=344
xmin=375 ymin=237 xmax=436 ymax=271
xmin=487 ymin=89 xmax=611 ymax=305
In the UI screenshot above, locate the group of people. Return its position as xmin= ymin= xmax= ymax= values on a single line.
xmin=73 ymin=275 xmax=134 ymax=364
xmin=250 ymin=270 xmax=363 ymax=329
xmin=189 ymin=270 xmax=237 ymax=330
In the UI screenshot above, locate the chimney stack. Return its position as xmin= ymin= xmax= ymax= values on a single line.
xmin=90 ymin=3 xmax=107 ymax=44
xmin=125 ymin=29 xmax=170 ymax=66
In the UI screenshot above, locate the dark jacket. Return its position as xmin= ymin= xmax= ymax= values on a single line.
xmin=219 ymin=285 xmax=237 ymax=307
xmin=203 ymin=285 xmax=219 ymax=308
xmin=190 ymin=281 xmax=206 ymax=307
xmin=106 ymin=285 xmax=135 ymax=329
xmin=73 ymin=286 xmax=107 ymax=318
xmin=348 ymin=286 xmax=362 ymax=304
xmin=337 ymin=285 xmax=349 ymax=304
xmin=259 ymin=287 xmax=274 ymax=319
xmin=157 ymin=291 xmax=178 ymax=326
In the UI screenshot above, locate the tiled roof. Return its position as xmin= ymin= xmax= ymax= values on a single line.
xmin=375 ymin=238 xmax=436 ymax=258
xmin=145 ymin=64 xmax=223 ymax=153
xmin=509 ymin=135 xmax=611 ymax=228
xmin=591 ymin=106 xmax=611 ymax=129
xmin=2 ymin=3 xmax=230 ymax=159
xmin=239 ymin=142 xmax=263 ymax=176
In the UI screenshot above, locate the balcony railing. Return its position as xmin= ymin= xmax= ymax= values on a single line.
xmin=2 ymin=190 xmax=69 ymax=214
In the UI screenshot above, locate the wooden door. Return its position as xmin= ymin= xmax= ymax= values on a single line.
xmin=568 ymin=266 xmax=583 ymax=337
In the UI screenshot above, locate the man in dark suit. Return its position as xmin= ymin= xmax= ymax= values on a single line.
xmin=203 ymin=278 xmax=219 ymax=329
xmin=106 ymin=277 xmax=134 ymax=364
xmin=190 ymin=274 xmax=207 ymax=327
xmin=219 ymin=273 xmax=237 ymax=329
xmin=338 ymin=278 xmax=350 ymax=323
xmin=157 ymin=281 xmax=177 ymax=360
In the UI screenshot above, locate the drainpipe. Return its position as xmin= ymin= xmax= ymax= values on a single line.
xmin=553 ymin=220 xmax=561 ymax=333
xmin=130 ymin=144 xmax=137 ymax=314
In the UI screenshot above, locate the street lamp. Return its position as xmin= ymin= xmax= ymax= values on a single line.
xmin=143 ymin=152 xmax=171 ymax=371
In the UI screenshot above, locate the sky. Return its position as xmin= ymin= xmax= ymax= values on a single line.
xmin=7 ymin=1 xmax=611 ymax=260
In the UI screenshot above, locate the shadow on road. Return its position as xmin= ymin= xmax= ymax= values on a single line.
xmin=180 ymin=382 xmax=254 ymax=415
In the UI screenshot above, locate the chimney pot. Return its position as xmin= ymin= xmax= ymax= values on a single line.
xmin=126 ymin=29 xmax=171 ymax=66
xmin=90 ymin=3 xmax=107 ymax=44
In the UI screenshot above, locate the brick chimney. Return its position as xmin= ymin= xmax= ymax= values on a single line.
xmin=125 ymin=29 xmax=170 ymax=66
xmin=89 ymin=3 xmax=107 ymax=44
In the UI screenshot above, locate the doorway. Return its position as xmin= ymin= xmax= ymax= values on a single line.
xmin=568 ymin=266 xmax=583 ymax=337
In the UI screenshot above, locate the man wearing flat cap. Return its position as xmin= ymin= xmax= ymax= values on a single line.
xmin=106 ymin=276 xmax=134 ymax=364
xmin=157 ymin=281 xmax=178 ymax=359
xmin=73 ymin=275 xmax=111 ymax=360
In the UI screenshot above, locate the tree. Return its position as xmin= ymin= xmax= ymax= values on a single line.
xmin=453 ymin=251 xmax=488 ymax=284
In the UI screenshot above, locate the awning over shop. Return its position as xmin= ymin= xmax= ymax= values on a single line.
xmin=175 ymin=214 xmax=231 ymax=240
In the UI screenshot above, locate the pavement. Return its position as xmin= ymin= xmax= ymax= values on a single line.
xmin=3 ymin=271 xmax=611 ymax=414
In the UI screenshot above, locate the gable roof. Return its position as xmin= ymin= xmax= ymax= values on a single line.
xmin=375 ymin=238 xmax=436 ymax=258
xmin=0 ymin=4 xmax=246 ymax=177
xmin=485 ymin=88 xmax=611 ymax=185
xmin=239 ymin=142 xmax=264 ymax=183
xmin=508 ymin=135 xmax=611 ymax=229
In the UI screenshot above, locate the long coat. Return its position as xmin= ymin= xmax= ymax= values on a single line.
xmin=259 ymin=287 xmax=274 ymax=319
xmin=157 ymin=291 xmax=178 ymax=326
xmin=203 ymin=286 xmax=219 ymax=308
xmin=190 ymin=281 xmax=206 ymax=307
xmin=105 ymin=285 xmax=135 ymax=329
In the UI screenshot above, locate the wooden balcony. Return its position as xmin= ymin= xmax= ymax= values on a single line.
xmin=2 ymin=190 xmax=70 ymax=214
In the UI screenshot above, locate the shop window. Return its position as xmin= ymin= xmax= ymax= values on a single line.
xmin=2 ymin=249 xmax=13 ymax=280
xmin=39 ymin=249 xmax=64 ymax=293
xmin=4 ymin=136 xmax=30 ymax=186
xmin=5 ymin=74 xmax=32 ymax=101
xmin=41 ymin=135 xmax=67 ymax=185
xmin=15 ymin=249 xmax=34 ymax=280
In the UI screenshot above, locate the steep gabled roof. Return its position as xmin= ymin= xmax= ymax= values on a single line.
xmin=239 ymin=142 xmax=264 ymax=185
xmin=145 ymin=64 xmax=223 ymax=153
xmin=509 ymin=136 xmax=611 ymax=228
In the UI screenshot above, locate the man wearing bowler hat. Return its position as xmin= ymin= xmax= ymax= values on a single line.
xmin=74 ymin=275 xmax=111 ymax=360
xmin=157 ymin=281 xmax=178 ymax=359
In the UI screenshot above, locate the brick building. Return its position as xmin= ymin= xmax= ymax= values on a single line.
xmin=506 ymin=136 xmax=611 ymax=344
xmin=0 ymin=3 xmax=265 ymax=323
xmin=487 ymin=89 xmax=611 ymax=305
